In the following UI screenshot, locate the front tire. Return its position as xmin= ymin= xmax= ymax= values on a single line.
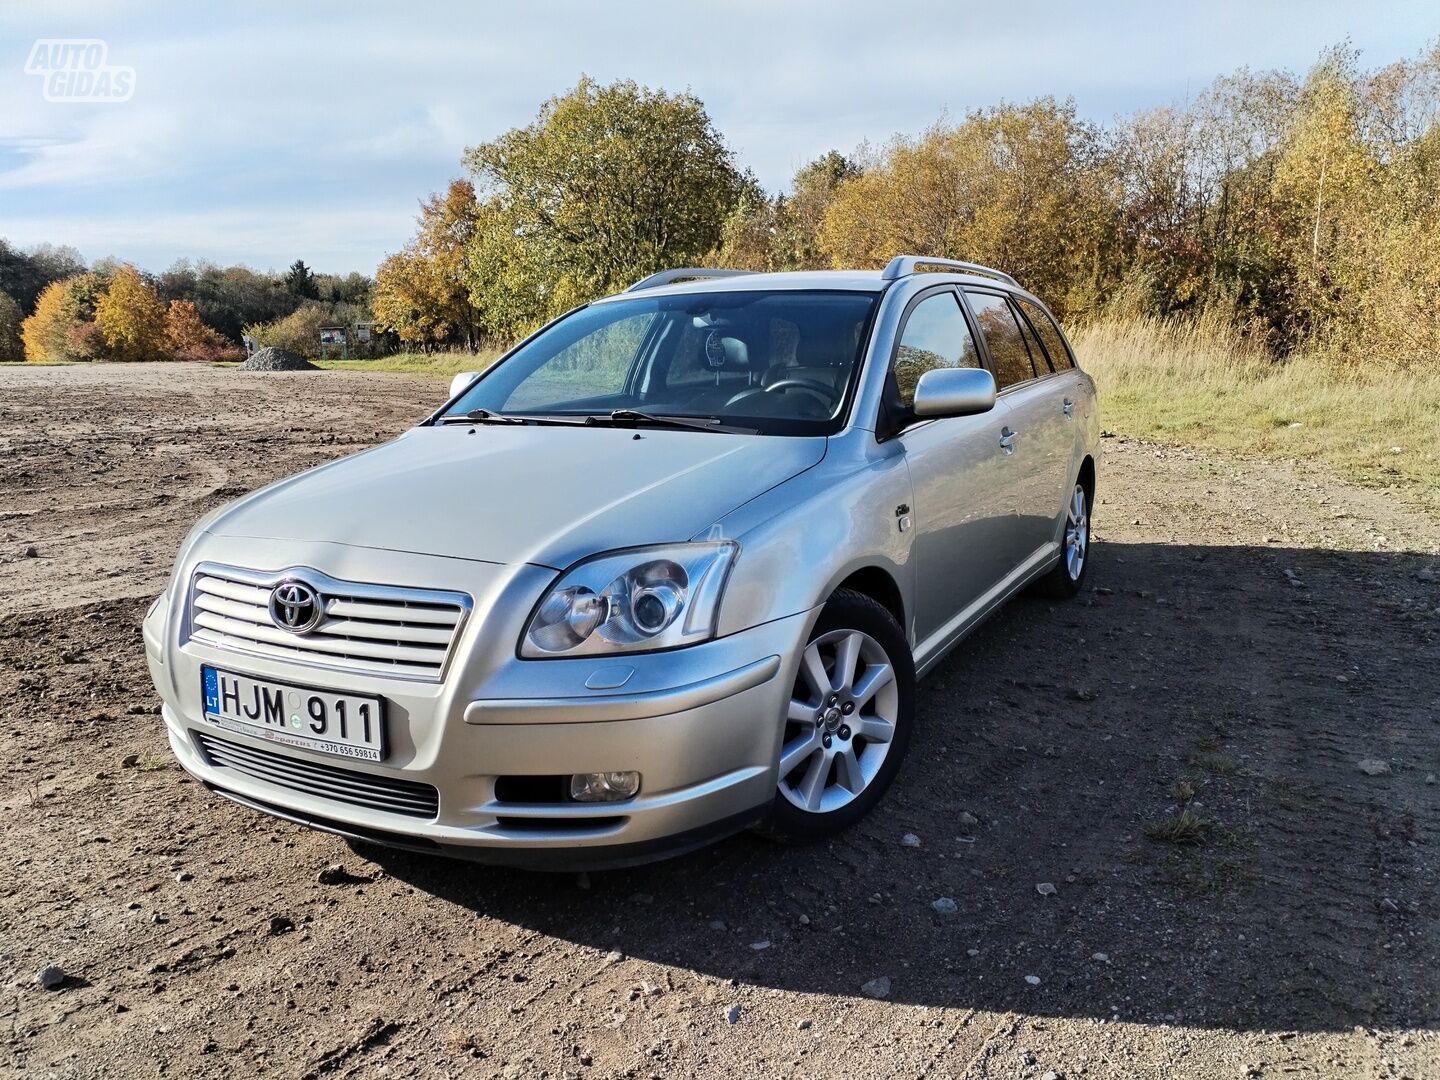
xmin=756 ymin=589 xmax=915 ymax=844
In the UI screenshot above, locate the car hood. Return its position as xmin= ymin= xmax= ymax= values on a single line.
xmin=204 ymin=424 xmax=826 ymax=568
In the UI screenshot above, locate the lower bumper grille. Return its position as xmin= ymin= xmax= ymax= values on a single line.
xmin=195 ymin=732 xmax=439 ymax=820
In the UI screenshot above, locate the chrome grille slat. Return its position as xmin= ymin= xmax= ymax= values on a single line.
xmin=196 ymin=733 xmax=439 ymax=819
xmin=202 ymin=742 xmax=435 ymax=810
xmin=186 ymin=563 xmax=470 ymax=682
xmin=325 ymin=597 xmax=459 ymax=625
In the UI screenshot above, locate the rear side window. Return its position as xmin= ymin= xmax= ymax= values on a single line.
xmin=1016 ymin=297 xmax=1075 ymax=371
xmin=891 ymin=291 xmax=980 ymax=408
xmin=964 ymin=290 xmax=1034 ymax=390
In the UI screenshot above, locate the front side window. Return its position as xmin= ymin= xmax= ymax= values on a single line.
xmin=444 ymin=290 xmax=877 ymax=436
xmin=890 ymin=291 xmax=980 ymax=408
xmin=964 ymin=290 xmax=1034 ymax=390
xmin=1016 ymin=297 xmax=1075 ymax=371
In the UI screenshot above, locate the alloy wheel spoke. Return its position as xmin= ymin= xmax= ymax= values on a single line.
xmin=797 ymin=748 xmax=831 ymax=811
xmin=851 ymin=662 xmax=894 ymax=709
xmin=799 ymin=642 xmax=830 ymax=699
xmin=856 ymin=715 xmax=894 ymax=744
xmin=834 ymin=746 xmax=864 ymax=794
xmin=833 ymin=631 xmax=863 ymax=693
xmin=787 ymin=698 xmax=817 ymax=724
xmin=779 ymin=731 xmax=822 ymax=777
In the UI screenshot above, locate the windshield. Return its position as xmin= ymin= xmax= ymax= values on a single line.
xmin=443 ymin=289 xmax=879 ymax=435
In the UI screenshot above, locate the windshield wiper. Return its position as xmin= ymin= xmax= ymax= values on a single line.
xmin=440 ymin=409 xmax=592 ymax=427
xmin=439 ymin=408 xmax=527 ymax=425
xmin=593 ymin=409 xmax=755 ymax=434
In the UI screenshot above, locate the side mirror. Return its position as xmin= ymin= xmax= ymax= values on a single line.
xmin=911 ymin=367 xmax=996 ymax=419
xmin=448 ymin=371 xmax=481 ymax=400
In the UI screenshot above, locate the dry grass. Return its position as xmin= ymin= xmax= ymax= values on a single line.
xmin=315 ymin=350 xmax=502 ymax=378
xmin=1074 ymin=316 xmax=1440 ymax=511
xmin=1145 ymin=809 xmax=1210 ymax=846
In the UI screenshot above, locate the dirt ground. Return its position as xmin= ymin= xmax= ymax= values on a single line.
xmin=3 ymin=363 xmax=1439 ymax=1080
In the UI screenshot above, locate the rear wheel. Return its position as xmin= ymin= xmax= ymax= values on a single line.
xmin=1034 ymin=479 xmax=1091 ymax=598
xmin=756 ymin=589 xmax=914 ymax=843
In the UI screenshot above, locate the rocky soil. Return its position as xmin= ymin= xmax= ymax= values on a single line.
xmin=2 ymin=363 xmax=1439 ymax=1079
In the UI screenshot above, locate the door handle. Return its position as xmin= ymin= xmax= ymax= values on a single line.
xmin=1062 ymin=398 xmax=1074 ymax=418
xmin=999 ymin=427 xmax=1018 ymax=454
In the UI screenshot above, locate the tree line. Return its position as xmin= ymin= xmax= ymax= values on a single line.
xmin=1 ymin=244 xmax=375 ymax=362
xmin=376 ymin=43 xmax=1439 ymax=367
xmin=7 ymin=41 xmax=1436 ymax=367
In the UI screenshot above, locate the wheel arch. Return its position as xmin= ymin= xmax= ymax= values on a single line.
xmin=1077 ymin=453 xmax=1096 ymax=498
xmin=829 ymin=564 xmax=906 ymax=634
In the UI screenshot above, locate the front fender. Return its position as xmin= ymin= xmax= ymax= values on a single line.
xmin=704 ymin=431 xmax=914 ymax=641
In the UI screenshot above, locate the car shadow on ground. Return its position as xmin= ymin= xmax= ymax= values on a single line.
xmin=364 ymin=539 xmax=1440 ymax=1034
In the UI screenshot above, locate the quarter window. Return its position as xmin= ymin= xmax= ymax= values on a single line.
xmin=964 ymin=291 xmax=1034 ymax=390
xmin=891 ymin=291 xmax=980 ymax=408
xmin=1016 ymin=297 xmax=1075 ymax=371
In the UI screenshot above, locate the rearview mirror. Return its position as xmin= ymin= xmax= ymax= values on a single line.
xmin=911 ymin=367 xmax=997 ymax=419
xmin=448 ymin=371 xmax=481 ymax=399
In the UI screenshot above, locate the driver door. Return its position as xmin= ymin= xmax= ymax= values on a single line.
xmin=890 ymin=288 xmax=1016 ymax=653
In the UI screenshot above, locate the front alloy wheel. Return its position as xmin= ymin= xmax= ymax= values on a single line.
xmin=778 ymin=628 xmax=898 ymax=813
xmin=758 ymin=589 xmax=914 ymax=843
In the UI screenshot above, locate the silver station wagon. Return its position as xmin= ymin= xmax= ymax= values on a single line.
xmin=144 ymin=256 xmax=1098 ymax=868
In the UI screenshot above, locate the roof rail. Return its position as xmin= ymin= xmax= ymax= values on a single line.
xmin=626 ymin=267 xmax=755 ymax=293
xmin=880 ymin=255 xmax=1020 ymax=289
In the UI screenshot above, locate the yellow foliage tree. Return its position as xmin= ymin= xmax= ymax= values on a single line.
xmin=21 ymin=275 xmax=106 ymax=363
xmin=374 ymin=179 xmax=487 ymax=347
xmin=819 ymin=100 xmax=1118 ymax=318
xmin=94 ymin=265 xmax=168 ymax=362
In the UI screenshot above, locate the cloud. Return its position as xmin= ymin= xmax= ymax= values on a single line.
xmin=0 ymin=0 xmax=1435 ymax=273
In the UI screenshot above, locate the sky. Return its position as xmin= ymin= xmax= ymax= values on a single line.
xmin=1 ymin=1 xmax=1435 ymax=276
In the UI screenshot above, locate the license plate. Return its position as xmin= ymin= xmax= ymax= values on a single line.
xmin=201 ymin=667 xmax=386 ymax=762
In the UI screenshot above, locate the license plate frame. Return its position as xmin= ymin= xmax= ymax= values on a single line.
xmin=200 ymin=666 xmax=387 ymax=762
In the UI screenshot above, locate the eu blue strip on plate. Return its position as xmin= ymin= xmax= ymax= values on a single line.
xmin=202 ymin=666 xmax=219 ymax=716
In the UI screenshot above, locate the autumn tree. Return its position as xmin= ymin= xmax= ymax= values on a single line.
xmin=21 ymin=273 xmax=108 ymax=362
xmin=462 ymin=77 xmax=749 ymax=336
xmin=165 ymin=299 xmax=239 ymax=361
xmin=373 ymin=179 xmax=486 ymax=347
xmin=94 ymin=265 xmax=169 ymax=362
xmin=819 ymin=100 xmax=1119 ymax=317
xmin=785 ymin=152 xmax=860 ymax=270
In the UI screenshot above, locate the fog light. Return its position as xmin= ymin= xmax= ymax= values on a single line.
xmin=569 ymin=771 xmax=640 ymax=802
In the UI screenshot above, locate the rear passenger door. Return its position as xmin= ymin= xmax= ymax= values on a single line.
xmin=1014 ymin=295 xmax=1086 ymax=496
xmin=961 ymin=289 xmax=1072 ymax=561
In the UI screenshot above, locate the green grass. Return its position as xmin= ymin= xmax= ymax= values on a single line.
xmin=1075 ymin=316 xmax=1440 ymax=513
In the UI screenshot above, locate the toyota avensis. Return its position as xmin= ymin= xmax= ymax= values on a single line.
xmin=143 ymin=256 xmax=1098 ymax=868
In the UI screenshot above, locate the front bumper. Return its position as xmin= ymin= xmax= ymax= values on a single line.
xmin=146 ymin=549 xmax=813 ymax=868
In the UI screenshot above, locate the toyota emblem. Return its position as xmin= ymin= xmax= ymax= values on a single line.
xmin=268 ymin=580 xmax=322 ymax=634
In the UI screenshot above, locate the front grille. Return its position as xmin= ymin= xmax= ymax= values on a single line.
xmin=186 ymin=563 xmax=470 ymax=681
xmin=196 ymin=732 xmax=439 ymax=819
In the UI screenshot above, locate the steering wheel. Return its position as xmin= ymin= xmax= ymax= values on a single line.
xmin=725 ymin=378 xmax=835 ymax=410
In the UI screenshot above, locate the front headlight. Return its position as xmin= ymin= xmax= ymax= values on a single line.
xmin=521 ymin=542 xmax=739 ymax=658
